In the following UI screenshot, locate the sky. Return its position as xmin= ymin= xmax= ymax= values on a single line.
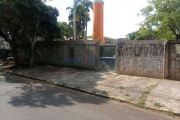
xmin=45 ymin=0 xmax=148 ymax=39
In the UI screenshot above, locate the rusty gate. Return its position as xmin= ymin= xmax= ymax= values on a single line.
xmin=168 ymin=42 xmax=180 ymax=81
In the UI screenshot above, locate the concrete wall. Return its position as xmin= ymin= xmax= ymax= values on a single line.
xmin=35 ymin=40 xmax=100 ymax=70
xmin=116 ymin=40 xmax=167 ymax=79
xmin=165 ymin=40 xmax=180 ymax=81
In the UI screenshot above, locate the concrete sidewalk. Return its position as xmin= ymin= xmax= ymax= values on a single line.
xmin=4 ymin=65 xmax=180 ymax=115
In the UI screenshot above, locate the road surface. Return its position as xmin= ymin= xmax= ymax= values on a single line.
xmin=0 ymin=73 xmax=176 ymax=120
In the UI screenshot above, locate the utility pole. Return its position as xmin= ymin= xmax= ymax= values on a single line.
xmin=73 ymin=0 xmax=77 ymax=41
xmin=84 ymin=0 xmax=88 ymax=40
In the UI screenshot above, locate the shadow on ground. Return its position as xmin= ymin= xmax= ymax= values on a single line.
xmin=0 ymin=70 xmax=108 ymax=108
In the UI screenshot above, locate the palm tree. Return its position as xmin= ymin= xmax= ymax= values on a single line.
xmin=66 ymin=0 xmax=93 ymax=40
xmin=80 ymin=0 xmax=93 ymax=40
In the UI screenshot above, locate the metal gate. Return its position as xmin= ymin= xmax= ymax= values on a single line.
xmin=100 ymin=45 xmax=116 ymax=70
xmin=168 ymin=43 xmax=180 ymax=80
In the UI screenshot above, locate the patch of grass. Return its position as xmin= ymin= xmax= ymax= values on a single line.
xmin=128 ymin=98 xmax=135 ymax=102
xmin=137 ymin=101 xmax=146 ymax=107
xmin=92 ymin=90 xmax=97 ymax=94
xmin=75 ymin=86 xmax=81 ymax=90
xmin=167 ymin=109 xmax=174 ymax=116
xmin=125 ymin=93 xmax=130 ymax=97
xmin=144 ymin=91 xmax=149 ymax=94
xmin=137 ymin=84 xmax=158 ymax=108
xmin=62 ymin=83 xmax=67 ymax=86
xmin=154 ymin=103 xmax=164 ymax=108
xmin=102 ymin=91 xmax=109 ymax=95
xmin=115 ymin=98 xmax=122 ymax=102
xmin=119 ymin=86 xmax=124 ymax=90
xmin=45 ymin=80 xmax=54 ymax=85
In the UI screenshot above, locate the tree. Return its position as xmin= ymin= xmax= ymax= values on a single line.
xmin=104 ymin=36 xmax=116 ymax=44
xmin=66 ymin=0 xmax=93 ymax=40
xmin=0 ymin=0 xmax=60 ymax=67
xmin=58 ymin=22 xmax=73 ymax=39
xmin=126 ymin=31 xmax=145 ymax=40
xmin=80 ymin=0 xmax=93 ymax=40
xmin=139 ymin=0 xmax=180 ymax=40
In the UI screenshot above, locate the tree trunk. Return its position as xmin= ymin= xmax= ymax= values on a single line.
xmin=85 ymin=16 xmax=88 ymax=40
xmin=30 ymin=38 xmax=35 ymax=68
xmin=11 ymin=45 xmax=19 ymax=67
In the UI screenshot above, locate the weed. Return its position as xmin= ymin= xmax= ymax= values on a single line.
xmin=137 ymin=84 xmax=158 ymax=108
xmin=125 ymin=93 xmax=130 ymax=97
xmin=92 ymin=90 xmax=97 ymax=94
xmin=167 ymin=109 xmax=174 ymax=116
xmin=128 ymin=98 xmax=135 ymax=102
xmin=115 ymin=98 xmax=122 ymax=102
xmin=137 ymin=101 xmax=146 ymax=107
xmin=62 ymin=83 xmax=67 ymax=86
xmin=154 ymin=103 xmax=164 ymax=108
xmin=144 ymin=91 xmax=149 ymax=94
xmin=102 ymin=91 xmax=109 ymax=95
xmin=45 ymin=81 xmax=54 ymax=85
xmin=75 ymin=86 xmax=81 ymax=90
xmin=119 ymin=86 xmax=124 ymax=90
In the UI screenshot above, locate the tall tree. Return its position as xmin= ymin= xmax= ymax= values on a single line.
xmin=0 ymin=0 xmax=60 ymax=67
xmin=126 ymin=27 xmax=156 ymax=41
xmin=58 ymin=22 xmax=73 ymax=39
xmin=139 ymin=0 xmax=180 ymax=40
xmin=66 ymin=0 xmax=93 ymax=40
xmin=126 ymin=31 xmax=145 ymax=40
xmin=80 ymin=0 xmax=93 ymax=40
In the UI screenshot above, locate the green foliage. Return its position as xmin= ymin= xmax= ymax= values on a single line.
xmin=58 ymin=22 xmax=73 ymax=39
xmin=66 ymin=0 xmax=93 ymax=40
xmin=87 ymin=35 xmax=93 ymax=38
xmin=102 ymin=91 xmax=109 ymax=95
xmin=75 ymin=86 xmax=81 ymax=90
xmin=127 ymin=0 xmax=180 ymax=40
xmin=119 ymin=86 xmax=124 ymax=90
xmin=104 ymin=36 xmax=116 ymax=44
xmin=92 ymin=90 xmax=97 ymax=94
xmin=45 ymin=81 xmax=54 ymax=85
xmin=137 ymin=101 xmax=146 ymax=107
xmin=126 ymin=31 xmax=145 ymax=40
xmin=115 ymin=99 xmax=122 ymax=102
xmin=154 ymin=103 xmax=164 ymax=108
xmin=139 ymin=0 xmax=180 ymax=40
xmin=125 ymin=93 xmax=130 ymax=97
xmin=167 ymin=109 xmax=174 ymax=116
xmin=0 ymin=0 xmax=60 ymax=66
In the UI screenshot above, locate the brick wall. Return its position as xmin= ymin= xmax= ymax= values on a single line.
xmin=35 ymin=40 xmax=100 ymax=70
xmin=116 ymin=40 xmax=167 ymax=79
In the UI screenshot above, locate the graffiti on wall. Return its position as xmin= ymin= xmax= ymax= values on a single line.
xmin=117 ymin=42 xmax=164 ymax=57
xmin=120 ymin=58 xmax=163 ymax=69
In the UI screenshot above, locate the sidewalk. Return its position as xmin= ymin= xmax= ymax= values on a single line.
xmin=5 ymin=65 xmax=180 ymax=115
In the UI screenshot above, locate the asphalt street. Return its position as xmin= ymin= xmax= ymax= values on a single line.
xmin=0 ymin=73 xmax=176 ymax=120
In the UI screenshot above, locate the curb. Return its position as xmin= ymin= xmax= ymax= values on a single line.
xmin=7 ymin=72 xmax=111 ymax=99
xmin=7 ymin=71 xmax=180 ymax=118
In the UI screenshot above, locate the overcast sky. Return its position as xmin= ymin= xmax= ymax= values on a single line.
xmin=45 ymin=0 xmax=148 ymax=39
